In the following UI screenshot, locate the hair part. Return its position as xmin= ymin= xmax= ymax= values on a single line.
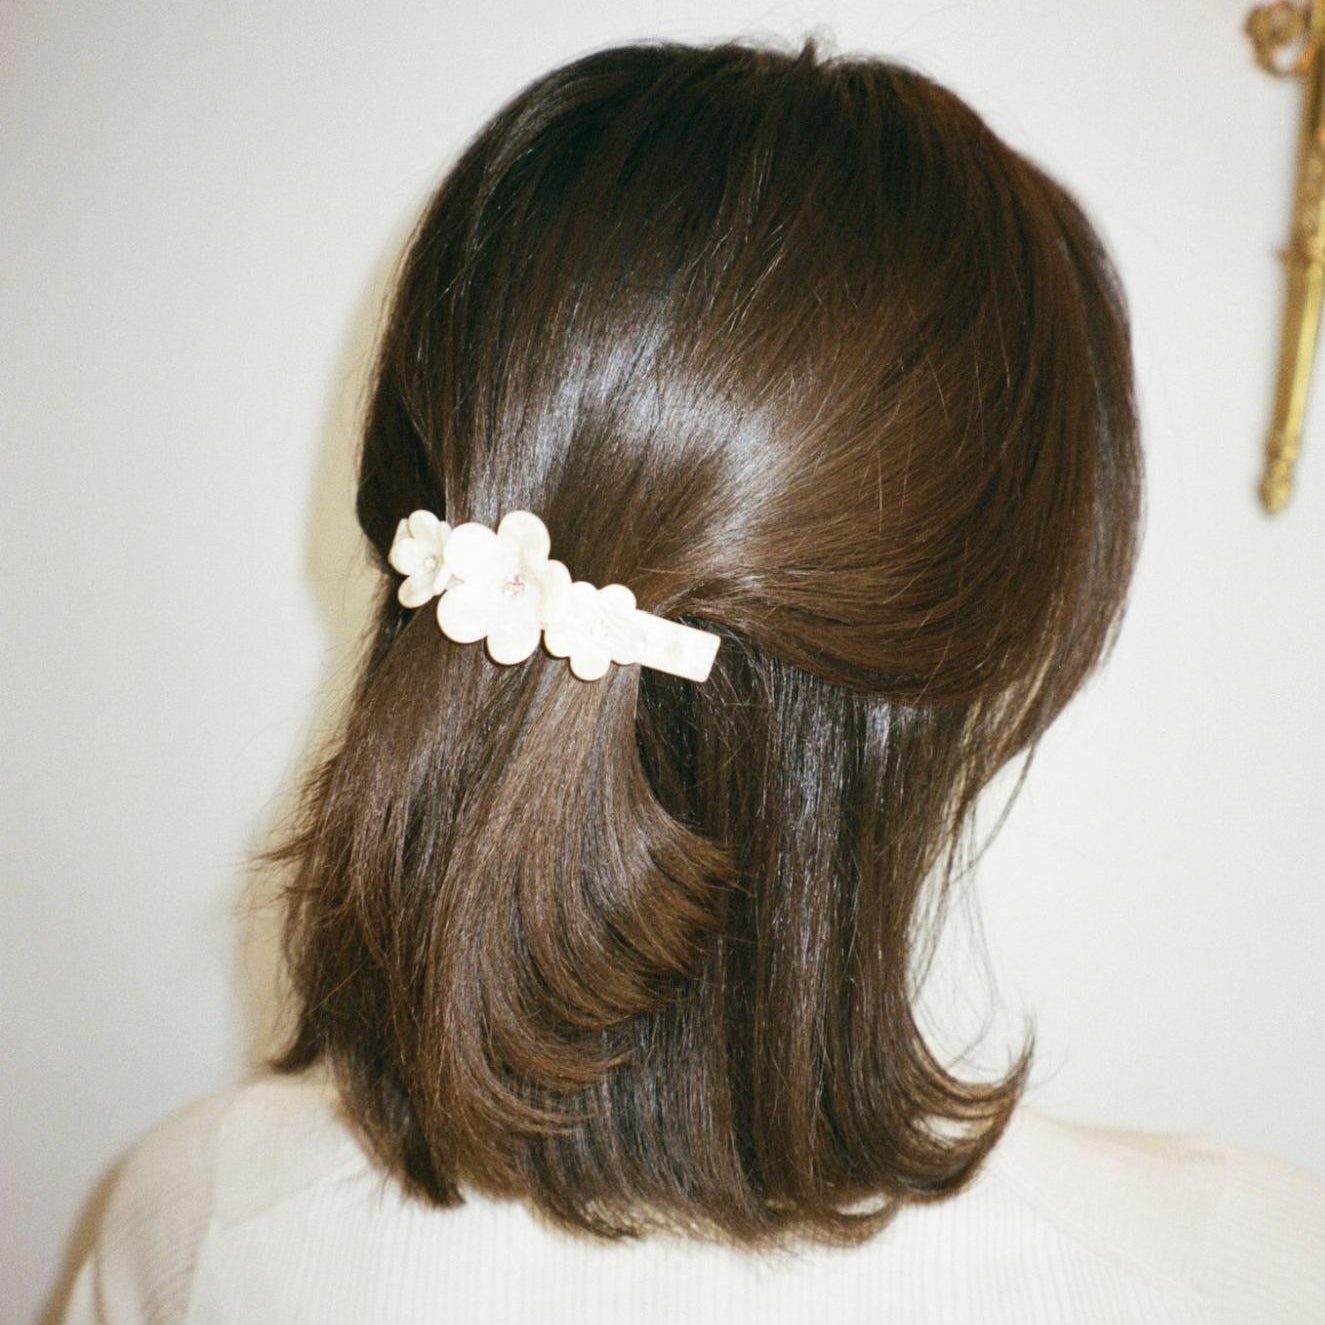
xmin=256 ymin=34 xmax=1142 ymax=1249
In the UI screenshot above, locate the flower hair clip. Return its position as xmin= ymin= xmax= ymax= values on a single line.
xmin=388 ymin=509 xmax=721 ymax=683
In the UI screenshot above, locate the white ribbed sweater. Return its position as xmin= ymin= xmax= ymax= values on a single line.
xmin=61 ymin=1068 xmax=1325 ymax=1324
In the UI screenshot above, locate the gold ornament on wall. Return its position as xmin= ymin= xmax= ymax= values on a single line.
xmin=1246 ymin=0 xmax=1325 ymax=512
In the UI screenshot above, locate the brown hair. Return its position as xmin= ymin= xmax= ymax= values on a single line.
xmin=259 ymin=35 xmax=1142 ymax=1249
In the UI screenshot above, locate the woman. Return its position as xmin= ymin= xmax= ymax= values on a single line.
xmin=63 ymin=34 xmax=1324 ymax=1324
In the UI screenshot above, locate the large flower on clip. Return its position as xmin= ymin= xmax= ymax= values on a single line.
xmin=388 ymin=510 xmax=454 ymax=608
xmin=543 ymin=581 xmax=646 ymax=681
xmin=436 ymin=510 xmax=572 ymax=665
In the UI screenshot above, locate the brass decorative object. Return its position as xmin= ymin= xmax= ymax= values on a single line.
xmin=1247 ymin=0 xmax=1325 ymax=513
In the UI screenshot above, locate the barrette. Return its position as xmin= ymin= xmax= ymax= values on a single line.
xmin=387 ymin=509 xmax=721 ymax=683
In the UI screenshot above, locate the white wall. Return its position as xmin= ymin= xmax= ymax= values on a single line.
xmin=3 ymin=1 xmax=1321 ymax=1320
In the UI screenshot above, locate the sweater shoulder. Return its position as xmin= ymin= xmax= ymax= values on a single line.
xmin=111 ymin=1067 xmax=360 ymax=1221
xmin=63 ymin=1084 xmax=235 ymax=1325
xmin=988 ymin=1104 xmax=1325 ymax=1320
xmin=1199 ymin=1137 xmax=1325 ymax=1323
xmin=62 ymin=1069 xmax=361 ymax=1325
xmin=206 ymin=1067 xmax=367 ymax=1225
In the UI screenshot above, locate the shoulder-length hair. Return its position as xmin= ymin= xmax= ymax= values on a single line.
xmin=258 ymin=35 xmax=1142 ymax=1249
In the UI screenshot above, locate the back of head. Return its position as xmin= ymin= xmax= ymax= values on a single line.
xmin=262 ymin=35 xmax=1142 ymax=1249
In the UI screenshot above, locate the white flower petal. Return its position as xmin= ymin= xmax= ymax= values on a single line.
xmin=543 ymin=581 xmax=597 ymax=657
xmin=389 ymin=538 xmax=429 ymax=577
xmin=598 ymin=583 xmax=636 ymax=615
xmin=445 ymin=522 xmax=510 ymax=583
xmin=535 ymin=559 xmax=573 ymax=626
xmin=567 ymin=580 xmax=600 ymax=613
xmin=406 ymin=509 xmax=444 ymax=543
xmin=569 ymin=644 xmax=612 ymax=681
xmin=436 ymin=583 xmax=492 ymax=644
xmin=487 ymin=613 xmax=542 ymax=665
xmin=542 ymin=617 xmax=575 ymax=659
xmin=398 ymin=573 xmax=438 ymax=609
xmin=497 ymin=510 xmax=551 ymax=564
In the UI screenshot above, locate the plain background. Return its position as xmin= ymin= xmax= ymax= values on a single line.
xmin=4 ymin=1 xmax=1323 ymax=1320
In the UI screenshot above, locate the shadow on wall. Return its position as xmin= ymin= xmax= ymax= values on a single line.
xmin=35 ymin=206 xmax=423 ymax=1325
xmin=228 ymin=210 xmax=420 ymax=1075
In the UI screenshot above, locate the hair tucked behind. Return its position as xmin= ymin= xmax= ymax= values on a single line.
xmin=257 ymin=35 xmax=1142 ymax=1249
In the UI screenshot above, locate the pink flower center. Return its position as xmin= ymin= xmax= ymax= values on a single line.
xmin=501 ymin=573 xmax=526 ymax=599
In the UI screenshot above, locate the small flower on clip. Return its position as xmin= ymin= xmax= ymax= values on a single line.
xmin=436 ymin=510 xmax=572 ymax=665
xmin=388 ymin=510 xmax=454 ymax=608
xmin=543 ymin=581 xmax=646 ymax=681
